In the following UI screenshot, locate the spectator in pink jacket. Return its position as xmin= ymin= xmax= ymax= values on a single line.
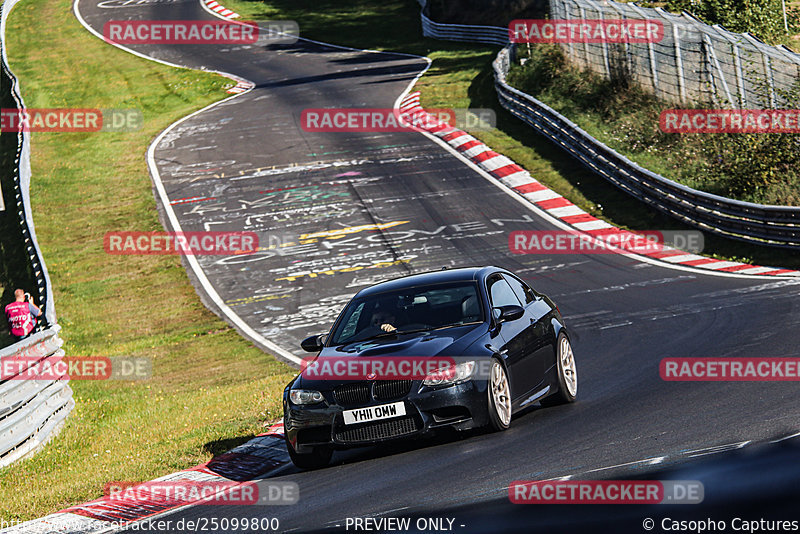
xmin=5 ymin=289 xmax=42 ymax=341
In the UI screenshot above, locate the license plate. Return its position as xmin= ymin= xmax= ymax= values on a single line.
xmin=343 ymin=401 xmax=406 ymax=425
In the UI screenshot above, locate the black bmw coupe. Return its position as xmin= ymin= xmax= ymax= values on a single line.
xmin=283 ymin=266 xmax=577 ymax=468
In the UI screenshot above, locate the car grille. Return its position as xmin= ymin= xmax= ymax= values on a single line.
xmin=334 ymin=380 xmax=413 ymax=406
xmin=374 ymin=379 xmax=412 ymax=400
xmin=334 ymin=383 xmax=371 ymax=406
xmin=334 ymin=416 xmax=420 ymax=444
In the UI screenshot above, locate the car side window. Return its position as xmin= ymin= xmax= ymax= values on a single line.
xmin=503 ymin=274 xmax=536 ymax=305
xmin=339 ymin=302 xmax=365 ymax=340
xmin=488 ymin=276 xmax=522 ymax=308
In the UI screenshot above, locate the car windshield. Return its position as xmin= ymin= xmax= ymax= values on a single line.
xmin=328 ymin=281 xmax=484 ymax=345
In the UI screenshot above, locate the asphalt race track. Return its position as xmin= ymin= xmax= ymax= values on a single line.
xmin=72 ymin=1 xmax=800 ymax=531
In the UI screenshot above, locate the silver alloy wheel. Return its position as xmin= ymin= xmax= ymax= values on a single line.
xmin=491 ymin=360 xmax=512 ymax=426
xmin=559 ymin=335 xmax=578 ymax=397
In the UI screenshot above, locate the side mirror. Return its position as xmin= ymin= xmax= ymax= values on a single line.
xmin=493 ymin=305 xmax=524 ymax=323
xmin=300 ymin=334 xmax=326 ymax=352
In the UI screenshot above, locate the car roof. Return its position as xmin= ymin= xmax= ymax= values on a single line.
xmin=354 ymin=266 xmax=501 ymax=298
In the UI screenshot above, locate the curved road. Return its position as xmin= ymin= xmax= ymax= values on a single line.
xmin=70 ymin=0 xmax=800 ymax=531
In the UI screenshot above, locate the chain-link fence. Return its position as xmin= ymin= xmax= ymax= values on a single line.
xmin=548 ymin=0 xmax=800 ymax=107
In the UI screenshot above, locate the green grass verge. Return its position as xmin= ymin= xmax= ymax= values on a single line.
xmin=222 ymin=0 xmax=799 ymax=268
xmin=0 ymin=0 xmax=294 ymax=522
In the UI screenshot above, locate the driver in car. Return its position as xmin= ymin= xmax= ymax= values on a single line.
xmin=370 ymin=309 xmax=397 ymax=333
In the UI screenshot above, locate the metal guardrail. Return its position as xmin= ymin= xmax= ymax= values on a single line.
xmin=420 ymin=12 xmax=508 ymax=46
xmin=0 ymin=326 xmax=74 ymax=468
xmin=493 ymin=46 xmax=800 ymax=248
xmin=418 ymin=4 xmax=800 ymax=248
xmin=0 ymin=0 xmax=73 ymax=468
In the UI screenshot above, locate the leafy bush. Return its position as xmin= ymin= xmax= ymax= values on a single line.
xmin=662 ymin=0 xmax=800 ymax=44
xmin=507 ymin=45 xmax=800 ymax=205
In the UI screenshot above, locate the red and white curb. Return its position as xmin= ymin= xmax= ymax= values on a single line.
xmin=400 ymin=92 xmax=800 ymax=278
xmin=226 ymin=79 xmax=253 ymax=94
xmin=0 ymin=423 xmax=289 ymax=534
xmin=203 ymin=0 xmax=239 ymax=19
xmin=216 ymin=72 xmax=254 ymax=94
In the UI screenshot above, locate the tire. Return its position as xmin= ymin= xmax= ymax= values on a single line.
xmin=487 ymin=358 xmax=512 ymax=431
xmin=541 ymin=332 xmax=577 ymax=406
xmin=286 ymin=439 xmax=333 ymax=469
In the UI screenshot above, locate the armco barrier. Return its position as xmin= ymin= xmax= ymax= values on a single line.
xmin=0 ymin=326 xmax=73 ymax=468
xmin=420 ymin=12 xmax=508 ymax=46
xmin=417 ymin=4 xmax=800 ymax=249
xmin=0 ymin=0 xmax=73 ymax=468
xmin=492 ymin=46 xmax=800 ymax=248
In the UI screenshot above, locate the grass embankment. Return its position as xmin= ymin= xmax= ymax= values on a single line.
xmin=220 ymin=0 xmax=799 ymax=267
xmin=0 ymin=0 xmax=294 ymax=521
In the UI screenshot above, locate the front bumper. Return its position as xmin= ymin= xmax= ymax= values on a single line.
xmin=284 ymin=380 xmax=490 ymax=453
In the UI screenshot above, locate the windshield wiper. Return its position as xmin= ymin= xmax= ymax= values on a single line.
xmin=345 ymin=330 xmax=400 ymax=344
xmin=395 ymin=327 xmax=434 ymax=335
xmin=433 ymin=321 xmax=483 ymax=330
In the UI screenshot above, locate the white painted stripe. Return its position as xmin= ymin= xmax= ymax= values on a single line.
xmin=480 ymin=155 xmax=514 ymax=171
xmin=572 ymin=219 xmax=614 ymax=231
xmin=661 ymin=254 xmax=707 ymax=263
xmin=704 ymin=261 xmax=747 ymax=270
xmin=446 ymin=134 xmax=474 ymax=148
xmin=461 ymin=144 xmax=492 ymax=158
xmin=402 ymin=111 xmax=425 ymax=122
xmin=432 ymin=126 xmax=458 ymax=137
xmin=229 ymin=13 xmax=240 ymax=18
xmin=582 ymin=456 xmax=667 ymax=475
xmin=213 ymin=5 xmax=225 ymax=11
xmin=221 ymin=9 xmax=233 ymax=15
xmin=499 ymin=172 xmax=534 ymax=189
xmin=734 ymin=266 xmax=783 ymax=274
xmin=523 ymin=189 xmax=561 ymax=202
xmin=548 ymin=205 xmax=585 ymax=218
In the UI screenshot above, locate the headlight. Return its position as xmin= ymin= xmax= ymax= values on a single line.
xmin=289 ymin=389 xmax=324 ymax=405
xmin=423 ymin=361 xmax=476 ymax=386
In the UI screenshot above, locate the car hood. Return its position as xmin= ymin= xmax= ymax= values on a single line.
xmin=295 ymin=324 xmax=487 ymax=388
